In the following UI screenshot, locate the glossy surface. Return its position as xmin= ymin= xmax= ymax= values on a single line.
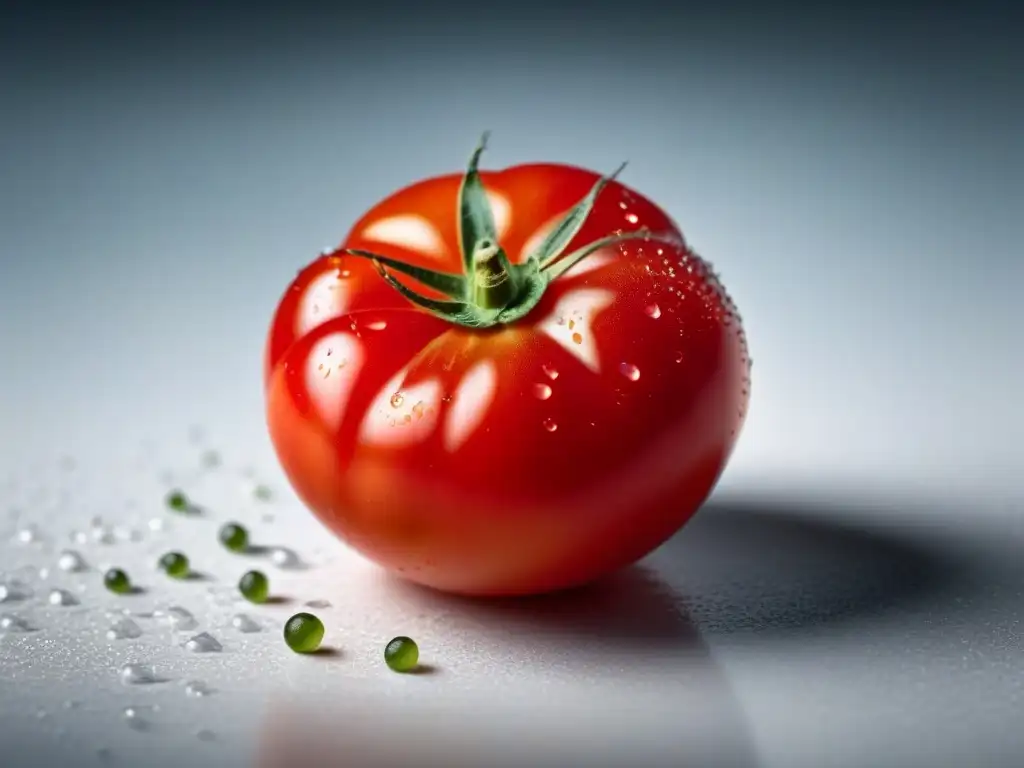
xmin=265 ymin=163 xmax=750 ymax=596
xmin=384 ymin=636 xmax=420 ymax=672
xmin=219 ymin=523 xmax=249 ymax=553
xmin=283 ymin=613 xmax=325 ymax=653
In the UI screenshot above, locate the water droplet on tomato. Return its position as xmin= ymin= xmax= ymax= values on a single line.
xmin=532 ymin=383 xmax=552 ymax=400
xmin=542 ymin=419 xmax=558 ymax=432
xmin=340 ymin=269 xmax=351 ymax=278
xmin=674 ymin=351 xmax=684 ymax=363
xmin=644 ymin=303 xmax=661 ymax=319
xmin=571 ymin=332 xmax=583 ymax=345
xmin=619 ymin=363 xmax=640 ymax=381
xmin=625 ymin=213 xmax=639 ymax=225
xmin=365 ymin=319 xmax=387 ymax=331
xmin=389 ymin=393 xmax=404 ymax=408
xmin=542 ymin=365 xmax=559 ymax=380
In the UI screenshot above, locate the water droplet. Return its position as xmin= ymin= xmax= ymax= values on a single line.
xmin=48 ymin=588 xmax=78 ymax=606
xmin=304 ymin=599 xmax=331 ymax=609
xmin=0 ymin=613 xmax=32 ymax=632
xmin=123 ymin=706 xmax=148 ymax=730
xmin=231 ymin=613 xmax=260 ymax=633
xmin=269 ymin=546 xmax=301 ymax=569
xmin=120 ymin=663 xmax=159 ymax=685
xmin=58 ymin=549 xmax=86 ymax=572
xmin=107 ymin=618 xmax=143 ymax=640
xmin=571 ymin=332 xmax=583 ymax=345
xmin=532 ymin=383 xmax=553 ymax=400
xmin=625 ymin=212 xmax=639 ymax=224
xmin=160 ymin=606 xmax=197 ymax=631
xmin=542 ymin=419 xmax=558 ymax=433
xmin=619 ymin=363 xmax=641 ymax=381
xmin=70 ymin=530 xmax=89 ymax=545
xmin=196 ymin=729 xmax=217 ymax=742
xmin=674 ymin=351 xmax=684 ymax=363
xmin=0 ymin=579 xmax=32 ymax=602
xmin=148 ymin=518 xmax=164 ymax=532
xmin=644 ymin=303 xmax=661 ymax=319
xmin=365 ymin=319 xmax=387 ymax=331
xmin=184 ymin=632 xmax=222 ymax=653
xmin=185 ymin=680 xmax=213 ymax=698
xmin=37 ymin=567 xmax=49 ymax=579
xmin=541 ymin=365 xmax=559 ymax=380
xmin=389 ymin=392 xmax=404 ymax=408
xmin=91 ymin=523 xmax=115 ymax=544
xmin=16 ymin=525 xmax=38 ymax=543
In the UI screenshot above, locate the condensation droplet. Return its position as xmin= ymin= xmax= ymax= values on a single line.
xmin=120 ymin=663 xmax=159 ymax=685
xmin=0 ymin=613 xmax=32 ymax=632
xmin=674 ymin=351 xmax=684 ymax=363
xmin=58 ymin=549 xmax=86 ymax=572
xmin=625 ymin=212 xmax=639 ymax=224
xmin=365 ymin=319 xmax=387 ymax=331
xmin=16 ymin=525 xmax=38 ymax=544
xmin=571 ymin=332 xmax=583 ymax=345
xmin=184 ymin=632 xmax=222 ymax=653
xmin=270 ymin=547 xmax=301 ymax=569
xmin=160 ymin=606 xmax=197 ymax=631
xmin=48 ymin=588 xmax=78 ymax=606
xmin=0 ymin=579 xmax=32 ymax=602
xmin=541 ymin=365 xmax=559 ymax=380
xmin=185 ymin=680 xmax=213 ymax=698
xmin=107 ymin=618 xmax=143 ymax=640
xmin=532 ymin=383 xmax=553 ymax=400
xmin=542 ymin=419 xmax=558 ymax=433
xmin=644 ymin=303 xmax=662 ymax=319
xmin=619 ymin=363 xmax=641 ymax=381
xmin=123 ymin=706 xmax=148 ymax=730
xmin=389 ymin=392 xmax=404 ymax=408
xmin=304 ymin=599 xmax=332 ymax=609
xmin=231 ymin=613 xmax=261 ymax=633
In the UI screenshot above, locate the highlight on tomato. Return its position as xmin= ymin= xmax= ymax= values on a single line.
xmin=264 ymin=134 xmax=751 ymax=597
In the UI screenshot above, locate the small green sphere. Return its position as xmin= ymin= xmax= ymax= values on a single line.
xmin=238 ymin=570 xmax=269 ymax=604
xmin=165 ymin=489 xmax=189 ymax=512
xmin=384 ymin=636 xmax=419 ymax=672
xmin=219 ymin=522 xmax=249 ymax=553
xmin=284 ymin=613 xmax=324 ymax=653
xmin=158 ymin=551 xmax=190 ymax=578
xmin=104 ymin=568 xmax=132 ymax=594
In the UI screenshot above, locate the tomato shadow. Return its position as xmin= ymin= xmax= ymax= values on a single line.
xmin=381 ymin=563 xmax=704 ymax=656
xmin=658 ymin=492 xmax=977 ymax=638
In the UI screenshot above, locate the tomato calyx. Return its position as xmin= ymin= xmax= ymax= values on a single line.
xmin=338 ymin=132 xmax=679 ymax=329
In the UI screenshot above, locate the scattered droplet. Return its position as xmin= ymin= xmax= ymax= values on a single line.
xmin=0 ymin=579 xmax=32 ymax=602
xmin=37 ymin=567 xmax=49 ymax=579
xmin=184 ymin=632 xmax=222 ymax=653
xmin=48 ymin=588 xmax=78 ymax=606
xmin=0 ymin=613 xmax=32 ymax=632
xmin=120 ymin=663 xmax=159 ymax=685
xmin=541 ymin=365 xmax=559 ymax=380
xmin=571 ymin=332 xmax=583 ymax=345
xmin=269 ymin=547 xmax=300 ymax=569
xmin=58 ymin=550 xmax=87 ymax=572
xmin=148 ymin=517 xmax=165 ymax=532
xmin=542 ymin=418 xmax=558 ymax=433
xmin=389 ymin=392 xmax=405 ymax=408
xmin=644 ymin=303 xmax=662 ymax=319
xmin=619 ymin=363 xmax=641 ymax=381
xmin=107 ymin=618 xmax=143 ymax=640
xmin=625 ymin=212 xmax=639 ymax=224
xmin=184 ymin=680 xmax=213 ymax=698
xmin=231 ymin=613 xmax=260 ymax=633
xmin=674 ymin=351 xmax=684 ymax=363
xmin=16 ymin=525 xmax=39 ymax=544
xmin=532 ymin=383 xmax=553 ymax=400
xmin=160 ymin=606 xmax=197 ymax=631
xmin=196 ymin=729 xmax=217 ymax=742
xmin=123 ymin=706 xmax=148 ymax=730
xmin=91 ymin=523 xmax=115 ymax=544
xmin=70 ymin=530 xmax=89 ymax=545
xmin=364 ymin=319 xmax=387 ymax=331
xmin=305 ymin=599 xmax=332 ymax=609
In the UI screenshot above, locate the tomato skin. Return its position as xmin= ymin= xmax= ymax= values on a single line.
xmin=265 ymin=162 xmax=749 ymax=596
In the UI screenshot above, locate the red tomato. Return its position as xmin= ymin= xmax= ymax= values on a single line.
xmin=265 ymin=137 xmax=750 ymax=596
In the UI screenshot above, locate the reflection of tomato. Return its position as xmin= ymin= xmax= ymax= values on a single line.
xmin=265 ymin=135 xmax=750 ymax=596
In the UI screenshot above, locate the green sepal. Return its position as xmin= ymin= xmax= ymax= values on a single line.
xmin=534 ymin=162 xmax=627 ymax=269
xmin=457 ymin=131 xmax=499 ymax=273
xmin=341 ymin=249 xmax=467 ymax=299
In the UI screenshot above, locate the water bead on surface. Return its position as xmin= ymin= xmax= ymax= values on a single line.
xmin=120 ymin=663 xmax=160 ymax=685
xmin=184 ymin=632 xmax=223 ymax=653
xmin=57 ymin=550 xmax=86 ymax=572
xmin=231 ymin=613 xmax=261 ymax=633
xmin=48 ymin=588 xmax=78 ymax=606
xmin=107 ymin=618 xmax=143 ymax=640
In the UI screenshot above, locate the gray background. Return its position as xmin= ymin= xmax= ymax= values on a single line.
xmin=1 ymin=2 xmax=1022 ymax=766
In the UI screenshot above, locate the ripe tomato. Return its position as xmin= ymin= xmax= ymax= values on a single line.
xmin=265 ymin=135 xmax=750 ymax=596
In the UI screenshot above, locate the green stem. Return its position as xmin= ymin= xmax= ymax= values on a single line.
xmin=470 ymin=240 xmax=520 ymax=310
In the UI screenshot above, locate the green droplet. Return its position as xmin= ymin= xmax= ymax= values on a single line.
xmin=166 ymin=489 xmax=189 ymax=512
xmin=283 ymin=613 xmax=324 ymax=653
xmin=158 ymin=551 xmax=189 ymax=579
xmin=104 ymin=568 xmax=132 ymax=595
xmin=218 ymin=523 xmax=249 ymax=553
xmin=238 ymin=570 xmax=269 ymax=604
xmin=384 ymin=636 xmax=419 ymax=672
